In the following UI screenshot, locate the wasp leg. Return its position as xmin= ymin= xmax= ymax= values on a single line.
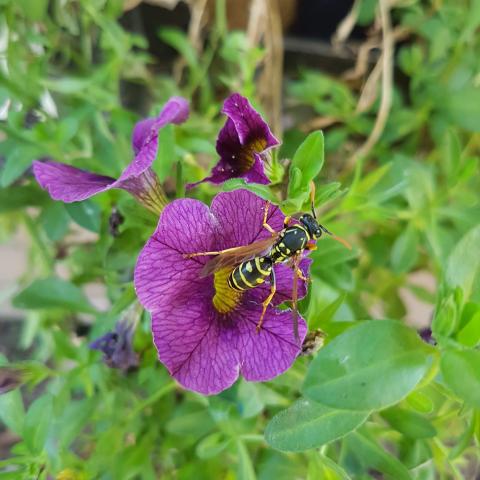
xmin=262 ymin=202 xmax=277 ymax=236
xmin=256 ymin=269 xmax=276 ymax=333
xmin=283 ymin=216 xmax=292 ymax=228
xmin=296 ymin=268 xmax=309 ymax=283
xmin=184 ymin=245 xmax=245 ymax=259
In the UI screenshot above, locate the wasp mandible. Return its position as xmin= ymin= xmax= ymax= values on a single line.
xmin=186 ymin=183 xmax=351 ymax=343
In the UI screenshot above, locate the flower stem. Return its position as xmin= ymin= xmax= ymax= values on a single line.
xmin=127 ymin=382 xmax=176 ymax=420
xmin=176 ymin=160 xmax=185 ymax=198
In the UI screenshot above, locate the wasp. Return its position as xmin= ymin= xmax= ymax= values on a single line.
xmin=186 ymin=184 xmax=351 ymax=343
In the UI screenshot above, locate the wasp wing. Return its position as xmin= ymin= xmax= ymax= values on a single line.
xmin=201 ymin=235 xmax=279 ymax=277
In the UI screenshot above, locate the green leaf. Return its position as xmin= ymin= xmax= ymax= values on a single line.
xmin=309 ymin=453 xmax=352 ymax=480
xmin=222 ymin=179 xmax=278 ymax=203
xmin=0 ymin=145 xmax=40 ymax=187
xmin=55 ymin=399 xmax=96 ymax=449
xmin=303 ymin=320 xmax=433 ymax=411
xmin=310 ymin=238 xmax=358 ymax=270
xmin=265 ymin=398 xmax=369 ymax=452
xmin=446 ymin=224 xmax=480 ymax=298
xmin=399 ymin=438 xmax=432 ymax=469
xmin=442 ymin=129 xmax=461 ymax=179
xmin=0 ymin=185 xmax=48 ymax=213
xmin=12 ymin=277 xmax=97 ymax=313
xmin=287 ymin=131 xmax=325 ymax=203
xmin=432 ymin=291 xmax=460 ymax=338
xmin=345 ymin=431 xmax=413 ymax=480
xmin=236 ymin=440 xmax=256 ymax=480
xmin=39 ymin=202 xmax=70 ymax=241
xmin=165 ymin=404 xmax=215 ymax=437
xmin=315 ymin=181 xmax=343 ymax=206
xmin=441 ymin=349 xmax=480 ymax=408
xmin=65 ymin=200 xmax=101 ymax=233
xmin=457 ymin=310 xmax=480 ymax=347
xmin=23 ymin=394 xmax=53 ymax=454
xmin=0 ymin=470 xmax=27 ymax=480
xmin=17 ymin=0 xmax=48 ymax=21
xmin=308 ymin=292 xmax=346 ymax=330
xmin=0 ymin=390 xmax=25 ymax=435
xmin=158 ymin=28 xmax=199 ymax=70
xmin=237 ymin=380 xmax=265 ymax=418
xmin=196 ymin=432 xmax=231 ymax=460
xmin=441 ymin=88 xmax=480 ymax=132
xmin=390 ymin=227 xmax=419 ymax=274
xmin=380 ymin=407 xmax=436 ymax=439
xmin=405 ymin=390 xmax=434 ymax=414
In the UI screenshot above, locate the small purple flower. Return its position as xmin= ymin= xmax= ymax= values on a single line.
xmin=134 ymin=189 xmax=310 ymax=395
xmin=33 ymin=97 xmax=189 ymax=214
xmin=187 ymin=93 xmax=279 ymax=188
xmin=419 ymin=327 xmax=436 ymax=346
xmin=90 ymin=320 xmax=139 ymax=371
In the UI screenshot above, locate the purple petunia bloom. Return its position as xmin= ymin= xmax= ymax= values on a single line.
xmin=33 ymin=97 xmax=189 ymax=214
xmin=134 ymin=189 xmax=310 ymax=395
xmin=187 ymin=93 xmax=279 ymax=188
xmin=90 ymin=319 xmax=139 ymax=371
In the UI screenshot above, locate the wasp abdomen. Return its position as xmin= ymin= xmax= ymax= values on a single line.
xmin=228 ymin=256 xmax=273 ymax=291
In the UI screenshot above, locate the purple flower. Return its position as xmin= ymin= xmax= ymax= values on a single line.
xmin=187 ymin=93 xmax=279 ymax=188
xmin=33 ymin=97 xmax=189 ymax=214
xmin=90 ymin=319 xmax=139 ymax=371
xmin=134 ymin=189 xmax=310 ymax=395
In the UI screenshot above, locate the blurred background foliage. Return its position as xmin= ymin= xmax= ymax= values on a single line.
xmin=1 ymin=0 xmax=480 ymax=478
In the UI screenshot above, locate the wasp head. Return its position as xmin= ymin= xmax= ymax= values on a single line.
xmin=299 ymin=214 xmax=332 ymax=240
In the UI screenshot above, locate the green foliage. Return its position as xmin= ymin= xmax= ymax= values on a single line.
xmin=1 ymin=0 xmax=480 ymax=478
xmin=303 ymin=321 xmax=435 ymax=411
xmin=12 ymin=277 xmax=97 ymax=313
xmin=264 ymin=399 xmax=368 ymax=452
xmin=285 ymin=131 xmax=324 ymax=210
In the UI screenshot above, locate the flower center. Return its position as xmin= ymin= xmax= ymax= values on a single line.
xmin=212 ymin=268 xmax=243 ymax=314
xmin=238 ymin=138 xmax=267 ymax=173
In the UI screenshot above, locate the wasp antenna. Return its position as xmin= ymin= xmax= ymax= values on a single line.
xmin=319 ymin=224 xmax=352 ymax=250
xmin=319 ymin=224 xmax=333 ymax=236
xmin=331 ymin=234 xmax=352 ymax=250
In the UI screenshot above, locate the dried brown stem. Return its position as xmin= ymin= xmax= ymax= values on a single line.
xmin=345 ymin=0 xmax=394 ymax=170
xmin=332 ymin=0 xmax=361 ymax=46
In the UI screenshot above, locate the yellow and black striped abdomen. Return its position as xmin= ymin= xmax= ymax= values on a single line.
xmin=228 ymin=256 xmax=273 ymax=291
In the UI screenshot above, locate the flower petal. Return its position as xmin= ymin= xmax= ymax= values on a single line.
xmin=242 ymin=153 xmax=270 ymax=185
xmin=34 ymin=97 xmax=188 ymax=206
xmin=151 ymin=293 xmax=240 ymax=395
xmin=215 ymin=117 xmax=243 ymax=169
xmin=233 ymin=302 xmax=307 ymax=382
xmin=222 ymin=93 xmax=279 ymax=148
xmin=134 ymin=198 xmax=218 ymax=310
xmin=32 ymin=160 xmax=115 ymax=202
xmin=185 ymin=158 xmax=236 ymax=189
xmin=210 ymin=189 xmax=285 ymax=249
xmin=124 ymin=96 xmax=189 ymax=181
